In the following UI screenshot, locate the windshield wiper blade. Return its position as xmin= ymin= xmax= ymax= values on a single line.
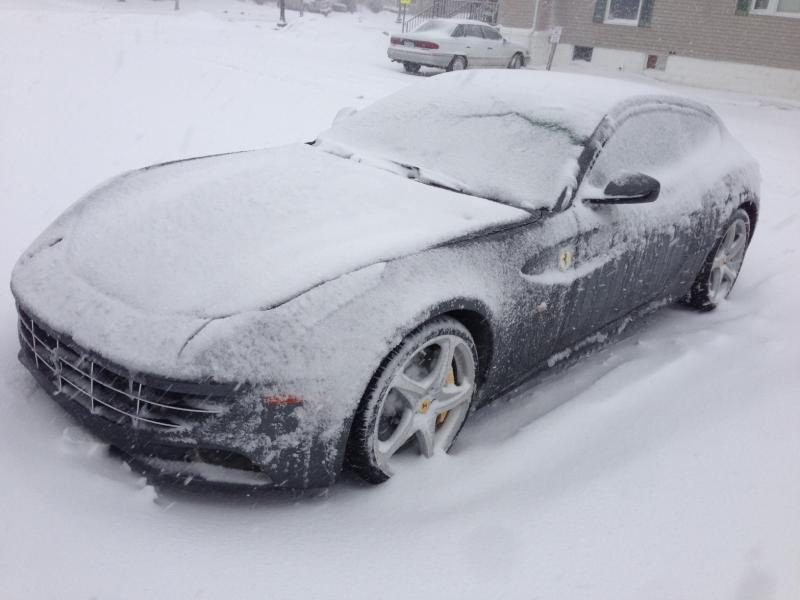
xmin=399 ymin=163 xmax=474 ymax=195
xmin=315 ymin=140 xmax=483 ymax=198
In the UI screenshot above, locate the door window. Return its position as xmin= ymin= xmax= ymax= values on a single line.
xmin=587 ymin=107 xmax=721 ymax=189
xmin=481 ymin=26 xmax=502 ymax=40
xmin=464 ymin=24 xmax=484 ymax=38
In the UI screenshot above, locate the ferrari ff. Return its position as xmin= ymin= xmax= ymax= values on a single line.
xmin=12 ymin=71 xmax=759 ymax=487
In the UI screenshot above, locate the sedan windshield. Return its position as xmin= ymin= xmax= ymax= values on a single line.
xmin=315 ymin=71 xmax=588 ymax=212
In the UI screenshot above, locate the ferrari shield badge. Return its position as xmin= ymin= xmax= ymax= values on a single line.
xmin=559 ymin=248 xmax=574 ymax=271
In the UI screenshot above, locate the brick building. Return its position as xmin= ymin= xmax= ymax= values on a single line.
xmin=496 ymin=0 xmax=800 ymax=98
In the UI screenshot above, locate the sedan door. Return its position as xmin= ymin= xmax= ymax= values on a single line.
xmin=480 ymin=25 xmax=510 ymax=67
xmin=461 ymin=24 xmax=491 ymax=66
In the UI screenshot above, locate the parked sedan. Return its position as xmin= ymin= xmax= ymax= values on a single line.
xmin=12 ymin=71 xmax=758 ymax=488
xmin=388 ymin=18 xmax=529 ymax=73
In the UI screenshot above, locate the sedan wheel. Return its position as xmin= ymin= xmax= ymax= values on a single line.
xmin=508 ymin=53 xmax=523 ymax=69
xmin=403 ymin=62 xmax=421 ymax=74
xmin=347 ymin=316 xmax=478 ymax=484
xmin=684 ymin=208 xmax=751 ymax=310
xmin=448 ymin=56 xmax=467 ymax=72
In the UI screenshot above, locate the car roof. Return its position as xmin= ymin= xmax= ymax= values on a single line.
xmin=422 ymin=18 xmax=498 ymax=27
xmin=421 ymin=70 xmax=705 ymax=138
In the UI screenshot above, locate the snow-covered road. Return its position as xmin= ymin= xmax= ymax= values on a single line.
xmin=1 ymin=2 xmax=798 ymax=598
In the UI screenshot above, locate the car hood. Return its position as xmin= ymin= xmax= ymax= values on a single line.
xmin=24 ymin=144 xmax=528 ymax=320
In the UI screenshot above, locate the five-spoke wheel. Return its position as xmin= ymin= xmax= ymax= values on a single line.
xmin=708 ymin=216 xmax=748 ymax=304
xmin=347 ymin=316 xmax=477 ymax=483
xmin=685 ymin=208 xmax=751 ymax=310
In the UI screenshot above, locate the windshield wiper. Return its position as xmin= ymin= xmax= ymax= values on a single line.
xmin=314 ymin=139 xmax=527 ymax=208
xmin=397 ymin=163 xmax=475 ymax=196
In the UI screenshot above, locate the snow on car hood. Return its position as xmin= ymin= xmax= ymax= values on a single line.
xmin=53 ymin=144 xmax=527 ymax=318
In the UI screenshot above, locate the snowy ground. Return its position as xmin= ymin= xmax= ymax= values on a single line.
xmin=1 ymin=1 xmax=799 ymax=598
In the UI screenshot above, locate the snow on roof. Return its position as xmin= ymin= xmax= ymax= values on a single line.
xmin=317 ymin=70 xmax=675 ymax=211
xmin=417 ymin=17 xmax=500 ymax=27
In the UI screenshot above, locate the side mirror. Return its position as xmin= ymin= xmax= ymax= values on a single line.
xmin=585 ymin=172 xmax=660 ymax=205
xmin=332 ymin=106 xmax=357 ymax=126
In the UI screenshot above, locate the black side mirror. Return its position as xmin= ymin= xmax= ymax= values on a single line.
xmin=586 ymin=172 xmax=660 ymax=205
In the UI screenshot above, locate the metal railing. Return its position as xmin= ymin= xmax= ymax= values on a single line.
xmin=402 ymin=0 xmax=499 ymax=33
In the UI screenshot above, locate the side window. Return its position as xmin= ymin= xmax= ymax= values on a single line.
xmin=587 ymin=108 xmax=722 ymax=187
xmin=465 ymin=24 xmax=484 ymax=38
xmin=482 ymin=26 xmax=502 ymax=40
xmin=452 ymin=25 xmax=465 ymax=37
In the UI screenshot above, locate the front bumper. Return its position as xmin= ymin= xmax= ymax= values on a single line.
xmin=16 ymin=307 xmax=343 ymax=488
xmin=387 ymin=46 xmax=453 ymax=69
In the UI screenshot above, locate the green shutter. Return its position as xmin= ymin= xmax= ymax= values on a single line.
xmin=638 ymin=0 xmax=655 ymax=26
xmin=735 ymin=0 xmax=750 ymax=15
xmin=593 ymin=0 xmax=608 ymax=23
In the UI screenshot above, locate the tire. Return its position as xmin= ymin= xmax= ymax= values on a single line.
xmin=447 ymin=56 xmax=467 ymax=72
xmin=508 ymin=53 xmax=524 ymax=69
xmin=683 ymin=208 xmax=751 ymax=311
xmin=403 ymin=62 xmax=421 ymax=74
xmin=346 ymin=316 xmax=478 ymax=484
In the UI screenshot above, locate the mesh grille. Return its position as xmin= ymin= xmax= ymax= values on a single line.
xmin=17 ymin=307 xmax=229 ymax=430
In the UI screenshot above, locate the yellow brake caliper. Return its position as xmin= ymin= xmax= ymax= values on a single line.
xmin=436 ymin=367 xmax=455 ymax=427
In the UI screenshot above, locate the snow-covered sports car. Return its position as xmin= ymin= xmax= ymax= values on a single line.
xmin=12 ymin=71 xmax=759 ymax=488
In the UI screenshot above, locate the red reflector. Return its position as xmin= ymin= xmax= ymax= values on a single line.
xmin=390 ymin=36 xmax=402 ymax=45
xmin=264 ymin=395 xmax=303 ymax=406
xmin=415 ymin=40 xmax=439 ymax=49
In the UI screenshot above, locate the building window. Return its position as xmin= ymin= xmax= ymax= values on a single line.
xmin=605 ymin=0 xmax=643 ymax=25
xmin=751 ymin=0 xmax=800 ymax=17
xmin=573 ymin=46 xmax=594 ymax=62
xmin=645 ymin=54 xmax=667 ymax=70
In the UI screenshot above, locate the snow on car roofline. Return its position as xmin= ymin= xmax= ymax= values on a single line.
xmin=419 ymin=18 xmax=500 ymax=26
xmin=437 ymin=70 xmax=687 ymax=135
xmin=332 ymin=70 xmax=693 ymax=140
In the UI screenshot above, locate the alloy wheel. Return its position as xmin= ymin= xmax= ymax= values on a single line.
xmin=708 ymin=217 xmax=748 ymax=303
xmin=373 ymin=334 xmax=475 ymax=473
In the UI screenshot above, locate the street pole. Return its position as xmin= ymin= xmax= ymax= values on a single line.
xmin=545 ymin=42 xmax=556 ymax=70
xmin=544 ymin=26 xmax=561 ymax=70
xmin=527 ymin=0 xmax=540 ymax=65
xmin=396 ymin=0 xmax=402 ymax=24
xmin=278 ymin=0 xmax=287 ymax=27
xmin=174 ymin=0 xmax=180 ymax=10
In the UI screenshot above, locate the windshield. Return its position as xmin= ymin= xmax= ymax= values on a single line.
xmin=315 ymin=71 xmax=587 ymax=211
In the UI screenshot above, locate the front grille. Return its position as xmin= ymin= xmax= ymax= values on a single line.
xmin=17 ymin=307 xmax=231 ymax=430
